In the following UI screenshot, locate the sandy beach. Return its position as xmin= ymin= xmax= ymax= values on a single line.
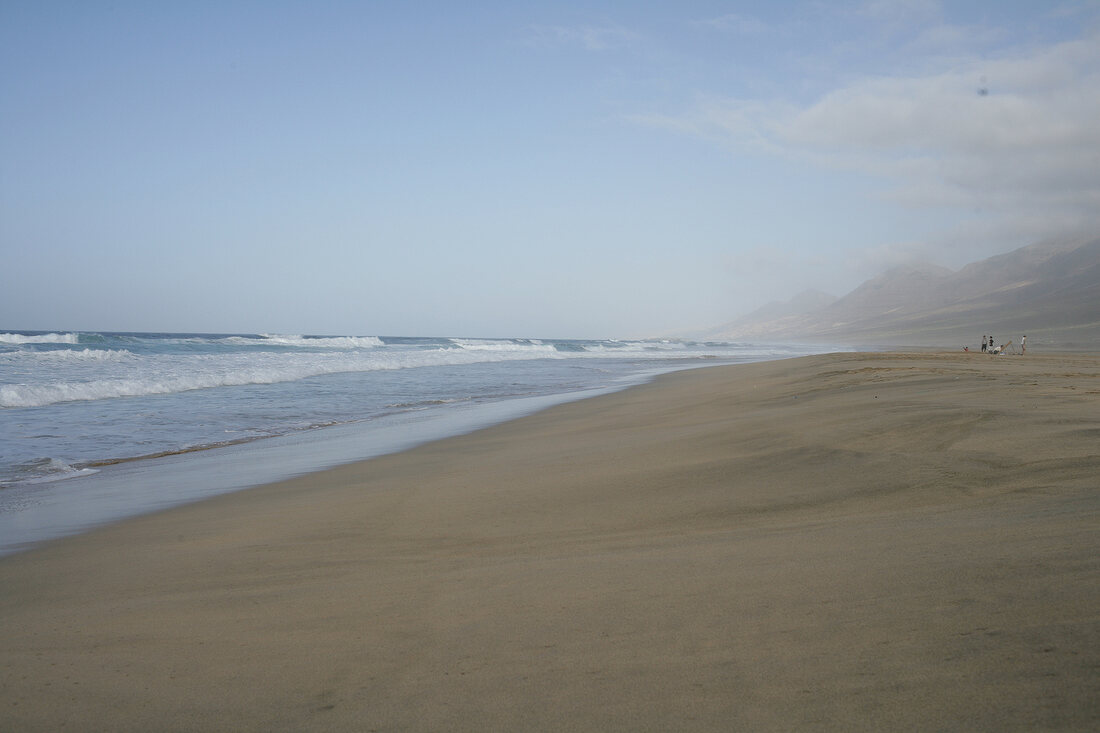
xmin=2 ymin=351 xmax=1098 ymax=731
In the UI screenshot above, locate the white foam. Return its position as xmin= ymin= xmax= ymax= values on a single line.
xmin=248 ymin=335 xmax=385 ymax=348
xmin=0 ymin=332 xmax=79 ymax=345
xmin=0 ymin=336 xmax=781 ymax=409
xmin=591 ymin=340 xmax=689 ymax=352
xmin=1 ymin=346 xmax=559 ymax=408
xmin=3 ymin=348 xmax=134 ymax=362
xmin=449 ymin=338 xmax=558 ymax=353
xmin=11 ymin=458 xmax=99 ymax=484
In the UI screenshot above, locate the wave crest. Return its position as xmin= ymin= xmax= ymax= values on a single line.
xmin=450 ymin=338 xmax=557 ymax=353
xmin=237 ymin=335 xmax=385 ymax=348
xmin=0 ymin=332 xmax=80 ymax=345
xmin=4 ymin=348 xmax=134 ymax=362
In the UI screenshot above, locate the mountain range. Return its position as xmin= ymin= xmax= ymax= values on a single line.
xmin=704 ymin=234 xmax=1100 ymax=349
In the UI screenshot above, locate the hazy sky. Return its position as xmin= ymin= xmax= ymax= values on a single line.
xmin=2 ymin=1 xmax=1098 ymax=338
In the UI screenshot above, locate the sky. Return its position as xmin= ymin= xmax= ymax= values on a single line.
xmin=2 ymin=0 xmax=1098 ymax=338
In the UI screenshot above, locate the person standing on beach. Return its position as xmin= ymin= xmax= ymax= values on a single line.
xmin=1022 ymin=335 xmax=1026 ymax=354
xmin=982 ymin=335 xmax=987 ymax=352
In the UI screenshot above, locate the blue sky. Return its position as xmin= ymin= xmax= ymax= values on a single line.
xmin=2 ymin=1 xmax=1098 ymax=338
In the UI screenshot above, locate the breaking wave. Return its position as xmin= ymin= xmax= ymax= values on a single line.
xmin=449 ymin=338 xmax=557 ymax=353
xmin=2 ymin=346 xmax=562 ymax=408
xmin=0 ymin=332 xmax=772 ymax=409
xmin=0 ymin=332 xmax=80 ymax=345
xmin=2 ymin=348 xmax=134 ymax=362
xmin=234 ymin=334 xmax=385 ymax=348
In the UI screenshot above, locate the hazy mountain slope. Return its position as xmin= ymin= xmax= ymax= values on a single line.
xmin=708 ymin=290 xmax=838 ymax=340
xmin=707 ymin=235 xmax=1100 ymax=347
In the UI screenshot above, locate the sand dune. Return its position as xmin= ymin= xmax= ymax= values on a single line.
xmin=2 ymin=352 xmax=1098 ymax=731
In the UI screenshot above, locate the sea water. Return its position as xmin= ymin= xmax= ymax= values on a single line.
xmin=0 ymin=331 xmax=826 ymax=553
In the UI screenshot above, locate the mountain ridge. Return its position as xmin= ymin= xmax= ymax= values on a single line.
xmin=705 ymin=234 xmax=1100 ymax=348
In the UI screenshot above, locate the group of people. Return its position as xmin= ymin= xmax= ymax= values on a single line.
xmin=978 ymin=334 xmax=1026 ymax=354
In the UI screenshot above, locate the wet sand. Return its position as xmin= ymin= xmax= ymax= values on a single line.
xmin=2 ymin=352 xmax=1098 ymax=731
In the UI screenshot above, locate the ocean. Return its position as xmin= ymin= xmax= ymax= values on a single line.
xmin=0 ymin=331 xmax=826 ymax=553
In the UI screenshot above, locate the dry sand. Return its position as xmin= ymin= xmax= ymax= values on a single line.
xmin=2 ymin=352 xmax=1098 ymax=731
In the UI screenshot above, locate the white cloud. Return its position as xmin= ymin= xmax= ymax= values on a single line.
xmin=524 ymin=24 xmax=641 ymax=51
xmin=644 ymin=31 xmax=1100 ymax=246
xmin=695 ymin=13 xmax=770 ymax=35
xmin=1049 ymin=0 xmax=1100 ymax=20
xmin=783 ymin=37 xmax=1100 ymax=214
xmin=857 ymin=0 xmax=942 ymax=23
xmin=906 ymin=22 xmax=1007 ymax=54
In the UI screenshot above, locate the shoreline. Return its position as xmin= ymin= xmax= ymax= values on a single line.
xmin=0 ymin=364 xmax=678 ymax=556
xmin=3 ymin=351 xmax=1097 ymax=731
xmin=1 ymin=351 xmax=826 ymax=557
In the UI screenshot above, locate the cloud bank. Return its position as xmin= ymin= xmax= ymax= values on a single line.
xmin=642 ymin=28 xmax=1100 ymax=254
